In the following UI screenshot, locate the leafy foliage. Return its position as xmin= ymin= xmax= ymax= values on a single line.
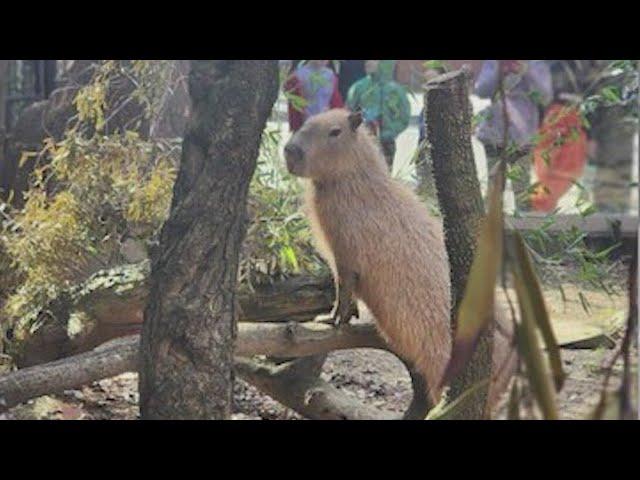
xmin=503 ymin=60 xmax=636 ymax=307
xmin=438 ymin=61 xmax=637 ymax=419
xmin=0 ymin=61 xmax=324 ymax=335
xmin=242 ymin=127 xmax=326 ymax=287
xmin=1 ymin=131 xmax=178 ymax=323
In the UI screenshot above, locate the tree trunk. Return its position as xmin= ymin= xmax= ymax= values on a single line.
xmin=0 ymin=60 xmax=9 ymax=196
xmin=138 ymin=61 xmax=279 ymax=419
xmin=424 ymin=68 xmax=495 ymax=419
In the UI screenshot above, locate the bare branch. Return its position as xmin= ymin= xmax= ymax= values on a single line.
xmin=0 ymin=324 xmax=403 ymax=419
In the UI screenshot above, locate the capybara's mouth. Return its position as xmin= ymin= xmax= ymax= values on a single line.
xmin=285 ymin=156 xmax=304 ymax=176
xmin=284 ymin=142 xmax=305 ymax=176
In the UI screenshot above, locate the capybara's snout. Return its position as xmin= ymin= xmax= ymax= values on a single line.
xmin=284 ymin=142 xmax=305 ymax=176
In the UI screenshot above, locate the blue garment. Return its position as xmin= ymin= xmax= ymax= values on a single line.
xmin=474 ymin=60 xmax=553 ymax=149
xmin=295 ymin=64 xmax=337 ymax=118
xmin=346 ymin=61 xmax=410 ymax=141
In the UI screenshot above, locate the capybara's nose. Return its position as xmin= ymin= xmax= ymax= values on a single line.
xmin=284 ymin=142 xmax=304 ymax=161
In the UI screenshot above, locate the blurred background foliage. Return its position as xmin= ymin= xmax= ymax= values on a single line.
xmin=0 ymin=60 xmax=325 ymax=336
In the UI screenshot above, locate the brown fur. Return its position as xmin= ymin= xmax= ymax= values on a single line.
xmin=285 ymin=109 xmax=518 ymax=413
xmin=285 ymin=109 xmax=452 ymax=404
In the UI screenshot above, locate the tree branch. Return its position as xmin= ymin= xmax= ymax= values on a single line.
xmin=0 ymin=322 xmax=405 ymax=419
xmin=234 ymin=356 xmax=397 ymax=420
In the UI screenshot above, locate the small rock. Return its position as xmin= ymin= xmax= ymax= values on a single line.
xmin=64 ymin=390 xmax=85 ymax=401
xmin=232 ymin=413 xmax=257 ymax=420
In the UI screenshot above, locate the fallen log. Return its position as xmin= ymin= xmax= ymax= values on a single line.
xmin=235 ymin=356 xmax=397 ymax=420
xmin=0 ymin=322 xmax=404 ymax=418
xmin=7 ymin=261 xmax=335 ymax=367
xmin=0 ymin=336 xmax=139 ymax=412
xmin=3 ymin=261 xmax=433 ymax=419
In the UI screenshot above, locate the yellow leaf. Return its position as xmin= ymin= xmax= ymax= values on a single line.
xmin=510 ymin=232 xmax=565 ymax=391
xmin=512 ymin=260 xmax=559 ymax=420
xmin=18 ymin=151 xmax=37 ymax=169
xmin=426 ymin=378 xmax=491 ymax=420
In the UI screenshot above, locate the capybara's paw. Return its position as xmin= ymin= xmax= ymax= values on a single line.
xmin=335 ymin=302 xmax=358 ymax=326
xmin=315 ymin=313 xmax=336 ymax=325
xmin=349 ymin=300 xmax=360 ymax=319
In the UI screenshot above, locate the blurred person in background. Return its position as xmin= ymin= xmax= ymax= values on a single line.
xmin=347 ymin=60 xmax=411 ymax=170
xmin=474 ymin=60 xmax=553 ymax=211
xmin=337 ymin=60 xmax=367 ymax=101
xmin=283 ymin=60 xmax=343 ymax=133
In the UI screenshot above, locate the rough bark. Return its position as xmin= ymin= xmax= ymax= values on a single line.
xmin=414 ymin=138 xmax=438 ymax=205
xmin=0 ymin=336 xmax=139 ymax=412
xmin=0 ymin=334 xmax=398 ymax=419
xmin=138 ymin=61 xmax=279 ymax=419
xmin=6 ymin=260 xmax=335 ymax=367
xmin=0 ymin=60 xmax=7 ymax=130
xmin=0 ymin=318 xmax=426 ymax=419
xmin=0 ymin=60 xmax=10 ymax=197
xmin=2 ymin=263 xmax=433 ymax=419
xmin=424 ymin=68 xmax=495 ymax=419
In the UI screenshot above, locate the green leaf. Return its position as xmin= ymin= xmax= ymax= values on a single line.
xmin=509 ymin=240 xmax=560 ymax=419
xmin=579 ymin=203 xmax=597 ymax=218
xmin=280 ymin=245 xmax=299 ymax=272
xmin=601 ymin=86 xmax=621 ymax=103
xmin=513 ymin=318 xmax=558 ymax=420
xmin=423 ymin=60 xmax=448 ymax=72
xmin=578 ymin=291 xmax=591 ymax=314
xmin=18 ymin=151 xmax=38 ymax=169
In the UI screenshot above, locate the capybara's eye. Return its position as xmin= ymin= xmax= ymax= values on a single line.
xmin=329 ymin=127 xmax=342 ymax=138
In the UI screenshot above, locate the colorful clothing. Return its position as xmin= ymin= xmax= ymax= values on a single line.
xmin=284 ymin=63 xmax=343 ymax=132
xmin=474 ymin=60 xmax=553 ymax=150
xmin=530 ymin=104 xmax=588 ymax=212
xmin=346 ymin=60 xmax=411 ymax=143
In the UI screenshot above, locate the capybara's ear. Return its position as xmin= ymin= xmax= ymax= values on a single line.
xmin=348 ymin=110 xmax=363 ymax=131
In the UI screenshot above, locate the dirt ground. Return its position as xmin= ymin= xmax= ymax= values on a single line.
xmin=2 ymin=272 xmax=635 ymax=421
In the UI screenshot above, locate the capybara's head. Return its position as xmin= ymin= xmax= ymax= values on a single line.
xmin=284 ymin=109 xmax=385 ymax=180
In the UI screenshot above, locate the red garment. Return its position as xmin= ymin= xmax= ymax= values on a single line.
xmin=283 ymin=73 xmax=343 ymax=132
xmin=530 ymin=104 xmax=588 ymax=212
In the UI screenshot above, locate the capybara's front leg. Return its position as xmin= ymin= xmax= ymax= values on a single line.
xmin=332 ymin=270 xmax=359 ymax=326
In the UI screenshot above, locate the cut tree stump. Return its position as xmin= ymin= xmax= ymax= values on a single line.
xmin=425 ymin=68 xmax=513 ymax=418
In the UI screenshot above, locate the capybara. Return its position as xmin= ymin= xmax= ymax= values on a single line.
xmin=284 ymin=108 xmax=517 ymax=417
